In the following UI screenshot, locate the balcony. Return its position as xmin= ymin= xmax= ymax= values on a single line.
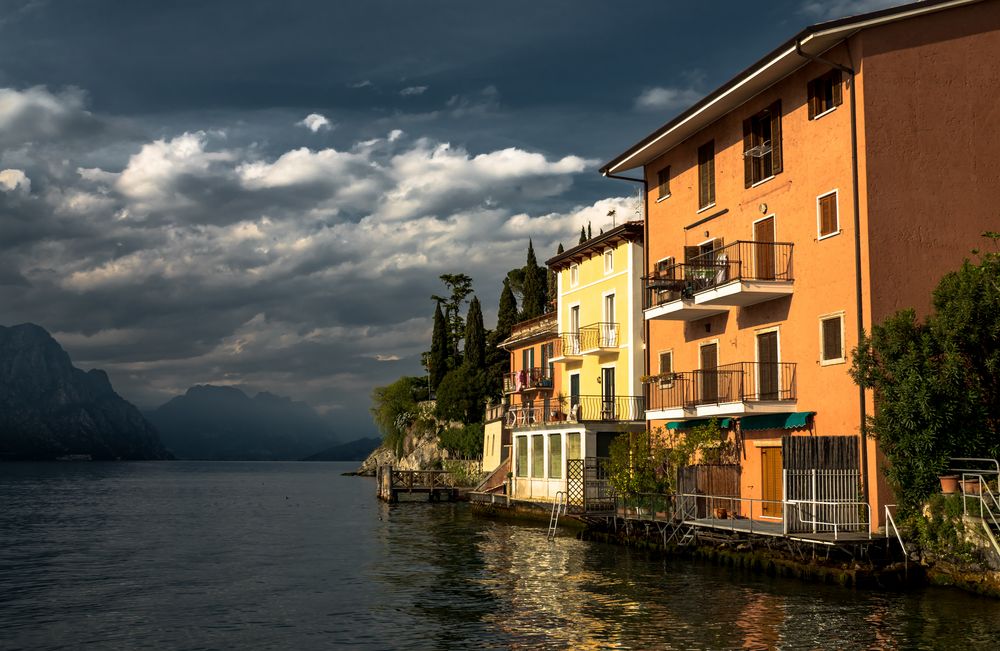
xmin=644 ymin=241 xmax=794 ymax=320
xmin=551 ymin=323 xmax=620 ymax=361
xmin=505 ymin=394 xmax=646 ymax=428
xmin=645 ymin=362 xmax=797 ymax=420
xmin=503 ymin=367 xmax=555 ymax=394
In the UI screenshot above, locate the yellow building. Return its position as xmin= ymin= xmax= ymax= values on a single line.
xmin=509 ymin=222 xmax=645 ymax=508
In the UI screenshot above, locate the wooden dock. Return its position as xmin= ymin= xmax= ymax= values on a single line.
xmin=377 ymin=465 xmax=458 ymax=503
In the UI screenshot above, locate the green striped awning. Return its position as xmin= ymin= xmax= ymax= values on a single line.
xmin=740 ymin=412 xmax=814 ymax=431
xmin=665 ymin=417 xmax=732 ymax=431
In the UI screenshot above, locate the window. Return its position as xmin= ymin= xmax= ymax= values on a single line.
xmin=808 ymin=70 xmax=843 ymax=119
xmin=697 ymin=141 xmax=715 ymax=209
xmin=531 ymin=435 xmax=544 ymax=478
xmin=516 ymin=436 xmax=528 ymax=477
xmin=817 ymin=191 xmax=839 ymax=239
xmin=655 ymin=256 xmax=675 ymax=275
xmin=743 ymin=101 xmax=783 ymax=187
xmin=657 ymin=166 xmax=670 ymax=199
xmin=567 ymin=433 xmax=581 ymax=460
xmin=820 ymin=314 xmax=845 ymax=364
xmin=658 ymin=350 xmax=673 ymax=387
xmin=604 ymin=249 xmax=614 ymax=274
xmin=569 ymin=264 xmax=579 ymax=287
xmin=548 ymin=433 xmax=562 ymax=479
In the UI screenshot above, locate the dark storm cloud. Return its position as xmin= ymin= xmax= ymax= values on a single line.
xmin=0 ymin=0 xmax=885 ymax=435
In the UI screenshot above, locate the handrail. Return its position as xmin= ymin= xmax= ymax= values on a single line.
xmin=884 ymin=504 xmax=907 ymax=574
xmin=786 ymin=499 xmax=872 ymax=540
xmin=961 ymin=473 xmax=1000 ymax=559
xmin=951 ymin=457 xmax=1000 ymax=477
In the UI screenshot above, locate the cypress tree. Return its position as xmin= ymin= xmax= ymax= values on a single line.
xmin=521 ymin=239 xmax=546 ymax=319
xmin=587 ymin=222 xmax=592 ymax=239
xmin=495 ymin=279 xmax=518 ymax=342
xmin=579 ymin=226 xmax=586 ymax=244
xmin=464 ymin=296 xmax=486 ymax=370
xmin=484 ymin=280 xmax=518 ymax=401
xmin=557 ymin=243 xmax=564 ymax=254
xmin=429 ymin=302 xmax=448 ymax=391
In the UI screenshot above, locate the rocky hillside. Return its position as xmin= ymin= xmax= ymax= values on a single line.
xmin=0 ymin=323 xmax=170 ymax=460
xmin=147 ymin=385 xmax=341 ymax=460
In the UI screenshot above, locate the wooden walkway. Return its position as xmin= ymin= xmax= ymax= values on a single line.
xmin=377 ymin=466 xmax=458 ymax=503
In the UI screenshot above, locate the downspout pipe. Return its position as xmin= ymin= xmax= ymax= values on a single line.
xmin=795 ymin=39 xmax=870 ymax=510
xmin=601 ymin=171 xmax=649 ymax=421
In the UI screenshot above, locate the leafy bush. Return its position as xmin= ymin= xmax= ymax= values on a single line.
xmin=438 ymin=423 xmax=484 ymax=459
xmin=434 ymin=365 xmax=485 ymax=424
xmin=607 ymin=429 xmax=671 ymax=498
xmin=370 ymin=376 xmax=428 ymax=455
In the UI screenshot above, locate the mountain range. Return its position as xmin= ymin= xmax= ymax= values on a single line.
xmin=0 ymin=323 xmax=170 ymax=460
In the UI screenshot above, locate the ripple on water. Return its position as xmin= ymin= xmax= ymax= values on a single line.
xmin=3 ymin=461 xmax=1000 ymax=649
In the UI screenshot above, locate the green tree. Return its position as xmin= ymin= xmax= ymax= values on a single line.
xmin=432 ymin=273 xmax=473 ymax=369
xmin=370 ymin=376 xmax=428 ymax=455
xmin=438 ymin=423 xmax=485 ymax=459
xmin=484 ymin=280 xmax=518 ymax=401
xmin=521 ymin=239 xmax=546 ymax=319
xmin=435 ymin=365 xmax=484 ymax=424
xmin=557 ymin=243 xmax=564 ymax=254
xmin=852 ymin=236 xmax=1000 ymax=511
xmin=429 ymin=302 xmax=448 ymax=391
xmin=464 ymin=296 xmax=486 ymax=370
xmin=579 ymin=226 xmax=586 ymax=245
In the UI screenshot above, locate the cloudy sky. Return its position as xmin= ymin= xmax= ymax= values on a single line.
xmin=0 ymin=0 xmax=905 ymax=437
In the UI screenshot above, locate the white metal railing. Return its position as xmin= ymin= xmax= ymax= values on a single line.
xmin=675 ymin=493 xmax=785 ymax=536
xmin=884 ymin=504 xmax=907 ymax=575
xmin=786 ymin=500 xmax=872 ymax=540
xmin=949 ymin=457 xmax=1000 ymax=478
xmin=960 ymin=473 xmax=1000 ymax=559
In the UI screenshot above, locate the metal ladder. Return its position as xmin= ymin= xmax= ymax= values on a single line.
xmin=547 ymin=492 xmax=567 ymax=540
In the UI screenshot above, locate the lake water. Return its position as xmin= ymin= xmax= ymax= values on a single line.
xmin=2 ymin=461 xmax=1000 ymax=649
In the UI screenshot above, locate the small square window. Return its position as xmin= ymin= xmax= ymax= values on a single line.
xmin=657 ymin=166 xmax=670 ymax=199
xmin=808 ymin=70 xmax=843 ymax=119
xmin=820 ymin=315 xmax=845 ymax=364
xmin=569 ymin=264 xmax=579 ymax=287
xmin=604 ymin=249 xmax=614 ymax=274
xmin=817 ymin=191 xmax=839 ymax=239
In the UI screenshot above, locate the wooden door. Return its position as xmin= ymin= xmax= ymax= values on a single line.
xmin=754 ymin=217 xmax=775 ymax=280
xmin=761 ymin=447 xmax=783 ymax=518
xmin=700 ymin=343 xmax=718 ymax=404
xmin=756 ymin=331 xmax=779 ymax=400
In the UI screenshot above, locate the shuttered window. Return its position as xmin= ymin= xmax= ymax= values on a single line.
xmin=697 ymin=141 xmax=715 ymax=209
xmin=808 ymin=70 xmax=843 ymax=119
xmin=743 ymin=101 xmax=782 ymax=187
xmin=820 ymin=315 xmax=845 ymax=364
xmin=658 ymin=351 xmax=673 ymax=387
xmin=657 ymin=166 xmax=670 ymax=199
xmin=818 ymin=191 xmax=839 ymax=238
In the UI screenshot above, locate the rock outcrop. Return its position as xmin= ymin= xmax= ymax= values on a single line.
xmin=0 ymin=323 xmax=170 ymax=460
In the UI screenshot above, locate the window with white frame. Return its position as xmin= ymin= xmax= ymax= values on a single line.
xmin=604 ymin=249 xmax=614 ymax=274
xmin=817 ymin=191 xmax=839 ymax=239
xmin=820 ymin=313 xmax=845 ymax=364
xmin=569 ymin=263 xmax=579 ymax=287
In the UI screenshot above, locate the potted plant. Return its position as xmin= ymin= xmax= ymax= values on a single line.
xmin=939 ymin=474 xmax=960 ymax=494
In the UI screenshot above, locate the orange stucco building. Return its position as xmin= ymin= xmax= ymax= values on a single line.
xmin=602 ymin=0 xmax=1000 ymax=532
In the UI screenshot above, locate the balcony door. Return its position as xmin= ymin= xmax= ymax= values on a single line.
xmin=757 ymin=331 xmax=779 ymax=400
xmin=603 ymin=294 xmax=616 ymax=346
xmin=754 ymin=217 xmax=775 ymax=280
xmin=569 ymin=305 xmax=580 ymax=354
xmin=700 ymin=343 xmax=718 ymax=404
xmin=569 ymin=373 xmax=580 ymax=419
xmin=601 ymin=367 xmax=616 ymax=420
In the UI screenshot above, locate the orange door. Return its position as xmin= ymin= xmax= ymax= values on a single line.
xmin=761 ymin=447 xmax=783 ymax=518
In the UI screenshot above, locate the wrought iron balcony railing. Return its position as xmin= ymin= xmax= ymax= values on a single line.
xmin=644 ymin=240 xmax=793 ymax=309
xmin=645 ymin=362 xmax=797 ymax=411
xmin=553 ymin=323 xmax=620 ymax=357
xmin=505 ymin=394 xmax=645 ymax=427
xmin=503 ymin=367 xmax=555 ymax=393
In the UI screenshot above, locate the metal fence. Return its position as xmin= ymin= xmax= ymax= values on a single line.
xmin=646 ymin=362 xmax=796 ymax=410
xmin=566 ymin=457 xmax=614 ymax=513
xmin=784 ymin=468 xmax=866 ymax=535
